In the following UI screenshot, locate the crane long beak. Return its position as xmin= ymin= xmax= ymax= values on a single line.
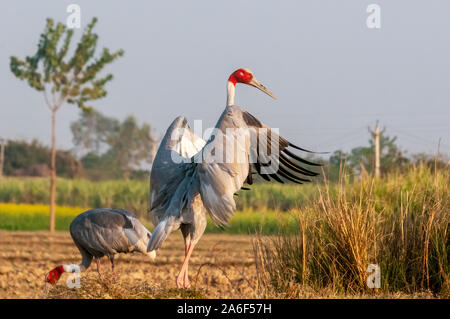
xmin=249 ymin=78 xmax=277 ymax=99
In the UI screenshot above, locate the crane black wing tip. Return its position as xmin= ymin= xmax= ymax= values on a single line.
xmin=278 ymin=165 xmax=312 ymax=183
xmin=288 ymin=143 xmax=330 ymax=155
xmin=279 ymin=153 xmax=319 ymax=176
xmin=269 ymin=174 xmax=284 ymax=184
xmin=283 ymin=149 xmax=322 ymax=167
xmin=234 ymin=186 xmax=251 ymax=196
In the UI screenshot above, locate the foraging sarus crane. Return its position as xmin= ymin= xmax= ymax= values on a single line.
xmin=45 ymin=208 xmax=156 ymax=285
xmin=147 ymin=68 xmax=320 ymax=288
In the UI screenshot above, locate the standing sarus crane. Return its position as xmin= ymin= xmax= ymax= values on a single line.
xmin=147 ymin=68 xmax=320 ymax=288
xmin=45 ymin=208 xmax=156 ymax=285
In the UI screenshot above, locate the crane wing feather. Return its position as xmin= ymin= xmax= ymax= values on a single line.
xmin=196 ymin=106 xmax=320 ymax=226
xmin=149 ymin=116 xmax=205 ymax=224
xmin=148 ymin=107 xmax=320 ymax=237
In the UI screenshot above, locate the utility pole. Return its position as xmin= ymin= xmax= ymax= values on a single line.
xmin=0 ymin=138 xmax=5 ymax=179
xmin=375 ymin=123 xmax=380 ymax=178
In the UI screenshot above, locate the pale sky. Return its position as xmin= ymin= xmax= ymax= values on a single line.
xmin=1 ymin=1 xmax=449 ymax=157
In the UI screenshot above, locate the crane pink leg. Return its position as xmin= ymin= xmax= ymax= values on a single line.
xmin=177 ymin=241 xmax=195 ymax=289
xmin=183 ymin=261 xmax=190 ymax=288
xmin=96 ymin=258 xmax=101 ymax=274
xmin=183 ymin=244 xmax=189 ymax=286
xmin=109 ymin=256 xmax=115 ymax=274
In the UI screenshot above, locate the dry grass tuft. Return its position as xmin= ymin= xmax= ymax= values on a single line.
xmin=254 ymin=165 xmax=449 ymax=298
xmin=45 ymin=273 xmax=207 ymax=299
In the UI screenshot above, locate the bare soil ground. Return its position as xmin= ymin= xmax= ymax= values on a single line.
xmin=0 ymin=231 xmax=438 ymax=299
xmin=0 ymin=230 xmax=259 ymax=299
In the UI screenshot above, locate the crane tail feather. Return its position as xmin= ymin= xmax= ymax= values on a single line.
xmin=147 ymin=220 xmax=169 ymax=252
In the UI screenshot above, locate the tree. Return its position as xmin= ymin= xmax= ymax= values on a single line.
xmin=327 ymin=150 xmax=349 ymax=181
xmin=71 ymin=111 xmax=157 ymax=180
xmin=109 ymin=116 xmax=157 ymax=179
xmin=3 ymin=139 xmax=83 ymax=178
xmin=326 ymin=128 xmax=409 ymax=180
xmin=71 ymin=109 xmax=119 ymax=156
xmin=361 ymin=126 xmax=409 ymax=174
xmin=10 ymin=17 xmax=124 ymax=232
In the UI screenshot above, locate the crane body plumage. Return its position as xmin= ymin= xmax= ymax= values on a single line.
xmin=45 ymin=208 xmax=156 ymax=285
xmin=70 ymin=208 xmax=153 ymax=259
xmin=148 ymin=68 xmax=320 ymax=288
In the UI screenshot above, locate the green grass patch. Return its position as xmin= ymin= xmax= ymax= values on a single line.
xmin=0 ymin=177 xmax=320 ymax=219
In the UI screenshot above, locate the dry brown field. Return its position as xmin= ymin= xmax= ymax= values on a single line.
xmin=0 ymin=230 xmax=439 ymax=299
xmin=0 ymin=230 xmax=260 ymax=299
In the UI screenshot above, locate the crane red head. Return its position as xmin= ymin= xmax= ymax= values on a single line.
xmin=228 ymin=68 xmax=277 ymax=100
xmin=45 ymin=265 xmax=65 ymax=285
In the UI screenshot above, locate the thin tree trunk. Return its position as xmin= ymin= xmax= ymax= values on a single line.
xmin=49 ymin=110 xmax=57 ymax=232
xmin=0 ymin=139 xmax=5 ymax=179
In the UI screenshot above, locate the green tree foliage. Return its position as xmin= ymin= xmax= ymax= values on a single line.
xmin=326 ymin=128 xmax=410 ymax=180
xmin=71 ymin=111 xmax=157 ymax=180
xmin=349 ymin=127 xmax=408 ymax=174
xmin=110 ymin=116 xmax=157 ymax=178
xmin=3 ymin=140 xmax=83 ymax=178
xmin=10 ymin=17 xmax=123 ymax=231
xmin=10 ymin=17 xmax=124 ymax=111
xmin=327 ymin=150 xmax=349 ymax=181
xmin=71 ymin=109 xmax=120 ymax=155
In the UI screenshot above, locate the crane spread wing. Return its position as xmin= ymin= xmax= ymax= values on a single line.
xmin=149 ymin=116 xmax=206 ymax=224
xmin=195 ymin=106 xmax=320 ymax=226
xmin=147 ymin=108 xmax=320 ymax=251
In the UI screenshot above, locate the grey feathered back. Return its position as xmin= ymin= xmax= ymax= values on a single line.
xmin=70 ymin=208 xmax=153 ymax=258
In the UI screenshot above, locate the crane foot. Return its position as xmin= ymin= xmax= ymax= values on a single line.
xmin=176 ymin=274 xmax=191 ymax=289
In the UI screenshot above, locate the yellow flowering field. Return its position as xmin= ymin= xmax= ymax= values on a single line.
xmin=0 ymin=203 xmax=85 ymax=230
